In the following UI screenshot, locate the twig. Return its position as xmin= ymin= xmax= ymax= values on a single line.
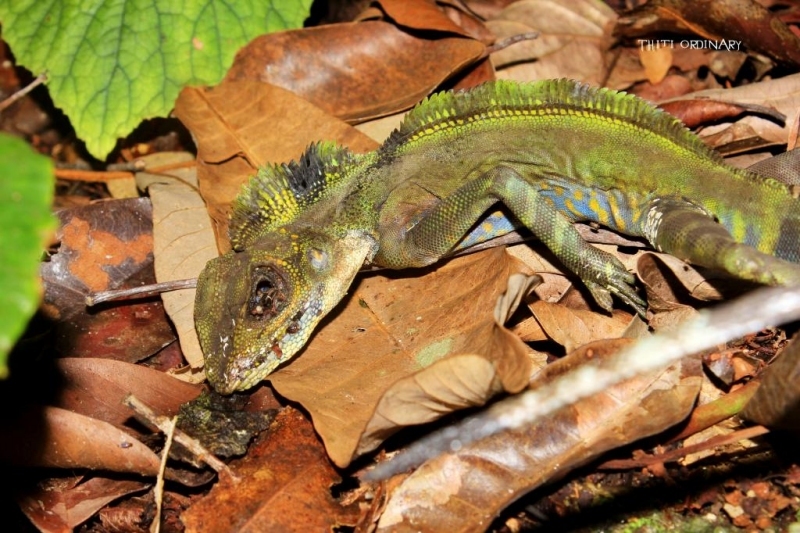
xmin=487 ymin=32 xmax=540 ymax=54
xmin=597 ymin=425 xmax=769 ymax=470
xmin=362 ymin=285 xmax=800 ymax=481
xmin=151 ymin=416 xmax=177 ymax=533
xmin=86 ymin=278 xmax=197 ymax=306
xmin=0 ymin=72 xmax=47 ymax=113
xmin=123 ymin=394 xmax=238 ymax=483
xmin=55 ymin=160 xmax=197 ymax=183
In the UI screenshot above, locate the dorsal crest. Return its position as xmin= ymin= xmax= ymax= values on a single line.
xmin=384 ymin=79 xmax=725 ymax=164
xmin=229 ymin=142 xmax=355 ymax=250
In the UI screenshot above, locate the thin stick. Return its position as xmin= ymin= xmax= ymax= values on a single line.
xmin=151 ymin=416 xmax=177 ymax=533
xmin=86 ymin=278 xmax=197 ymax=306
xmin=124 ymin=394 xmax=238 ymax=483
xmin=55 ymin=160 xmax=197 ymax=183
xmin=598 ymin=425 xmax=769 ymax=470
xmin=487 ymin=32 xmax=540 ymax=54
xmin=0 ymin=72 xmax=47 ymax=113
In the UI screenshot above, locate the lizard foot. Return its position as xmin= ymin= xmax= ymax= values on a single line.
xmin=583 ymin=259 xmax=646 ymax=317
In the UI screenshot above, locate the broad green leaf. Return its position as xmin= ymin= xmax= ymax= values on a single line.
xmin=0 ymin=134 xmax=55 ymax=376
xmin=0 ymin=0 xmax=312 ymax=159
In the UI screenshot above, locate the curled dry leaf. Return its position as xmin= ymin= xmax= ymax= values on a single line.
xmin=174 ymin=80 xmax=378 ymax=249
xmin=17 ymin=476 xmax=149 ymax=533
xmin=0 ymin=406 xmax=160 ymax=474
xmin=376 ymin=339 xmax=703 ymax=531
xmin=639 ymin=44 xmax=673 ymax=85
xmin=487 ymin=0 xmax=617 ymax=85
xmin=269 ymin=248 xmax=535 ymax=467
xmin=136 ymin=152 xmax=218 ymax=369
xmin=225 ymin=21 xmax=485 ymax=123
xmin=528 ymin=300 xmax=634 ymax=353
xmin=664 ymin=74 xmax=800 ymax=152
xmin=616 ymin=0 xmax=800 ymax=67
xmin=742 ymin=334 xmax=800 ymax=431
xmin=53 ymin=358 xmax=201 ymax=429
xmin=40 ymin=198 xmax=175 ymax=362
xmin=374 ymin=0 xmax=477 ymax=38
xmin=182 ymin=408 xmax=360 ymax=532
xmin=637 ymin=252 xmax=728 ymax=311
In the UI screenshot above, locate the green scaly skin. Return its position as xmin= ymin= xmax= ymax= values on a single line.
xmin=194 ymin=79 xmax=800 ymax=394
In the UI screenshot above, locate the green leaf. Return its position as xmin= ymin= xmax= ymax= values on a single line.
xmin=0 ymin=0 xmax=312 ymax=159
xmin=0 ymin=134 xmax=55 ymax=377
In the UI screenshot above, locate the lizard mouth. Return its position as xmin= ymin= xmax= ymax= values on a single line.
xmin=221 ymin=285 xmax=325 ymax=393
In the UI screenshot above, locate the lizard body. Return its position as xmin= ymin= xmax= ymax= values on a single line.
xmin=195 ymin=79 xmax=800 ymax=393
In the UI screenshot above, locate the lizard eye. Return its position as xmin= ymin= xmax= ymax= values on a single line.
xmin=248 ymin=266 xmax=289 ymax=320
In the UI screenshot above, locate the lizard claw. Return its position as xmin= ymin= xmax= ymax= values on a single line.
xmin=584 ymin=258 xmax=646 ymax=317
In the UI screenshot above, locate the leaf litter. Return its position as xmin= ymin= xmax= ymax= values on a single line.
xmin=5 ymin=0 xmax=800 ymax=530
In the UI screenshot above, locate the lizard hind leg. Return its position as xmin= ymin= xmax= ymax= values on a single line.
xmin=642 ymin=198 xmax=800 ymax=287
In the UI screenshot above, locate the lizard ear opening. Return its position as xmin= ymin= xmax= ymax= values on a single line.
xmin=248 ymin=266 xmax=290 ymax=321
xmin=307 ymin=248 xmax=329 ymax=271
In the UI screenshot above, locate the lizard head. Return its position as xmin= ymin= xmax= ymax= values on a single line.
xmin=195 ymin=229 xmax=377 ymax=394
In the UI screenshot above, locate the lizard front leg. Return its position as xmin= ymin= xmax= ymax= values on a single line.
xmin=378 ymin=165 xmax=646 ymax=314
xmin=642 ymin=198 xmax=800 ymax=286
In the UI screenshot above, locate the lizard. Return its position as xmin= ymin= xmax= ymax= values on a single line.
xmin=194 ymin=78 xmax=800 ymax=394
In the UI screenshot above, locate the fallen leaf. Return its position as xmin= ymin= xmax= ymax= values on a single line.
xmin=136 ymin=152 xmax=217 ymax=369
xmin=375 ymin=0 xmax=476 ymax=37
xmin=17 ymin=476 xmax=149 ymax=533
xmin=639 ymin=44 xmax=673 ymax=84
xmin=269 ymin=248 xmax=535 ymax=467
xmin=40 ymin=199 xmax=175 ymax=362
xmin=0 ymin=406 xmax=160 ymax=474
xmin=225 ymin=20 xmax=486 ymax=122
xmin=617 ymin=0 xmax=800 ymax=66
xmin=637 ymin=252 xmax=728 ymax=309
xmin=376 ymin=339 xmax=702 ymax=531
xmin=488 ymin=0 xmax=617 ymax=85
xmin=53 ymin=358 xmax=202 ymax=429
xmin=181 ymin=407 xmax=360 ymax=532
xmin=173 ymin=80 xmax=378 ymax=249
xmin=742 ymin=334 xmax=800 ymax=431
xmin=663 ymin=74 xmax=800 ymax=152
xmin=528 ymin=300 xmax=634 ymax=353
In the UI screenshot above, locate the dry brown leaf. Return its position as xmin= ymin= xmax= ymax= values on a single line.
xmin=528 ymin=300 xmax=634 ymax=352
xmin=663 ymin=74 xmax=800 ymax=152
xmin=182 ymin=407 xmax=360 ymax=532
xmin=377 ymin=339 xmax=703 ymax=531
xmin=136 ymin=152 xmax=217 ymax=370
xmin=636 ymin=252 xmax=760 ymax=319
xmin=173 ymin=80 xmax=378 ymax=250
xmin=742 ymin=334 xmax=800 ymax=431
xmin=639 ymin=45 xmax=673 ymax=84
xmin=659 ymin=99 xmax=785 ymax=131
xmin=375 ymin=0 xmax=476 ymax=37
xmin=0 ymin=406 xmax=160 ymax=474
xmin=40 ymin=199 xmax=175 ymax=362
xmin=53 ymin=358 xmax=202 ymax=429
xmin=638 ymin=252 xmax=728 ymax=307
xmin=269 ymin=248 xmax=534 ymax=467
xmin=225 ymin=21 xmax=486 ymax=123
xmin=488 ymin=0 xmax=617 ymax=85
xmin=17 ymin=476 xmax=149 ymax=533
xmin=617 ymin=0 xmax=800 ymax=66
